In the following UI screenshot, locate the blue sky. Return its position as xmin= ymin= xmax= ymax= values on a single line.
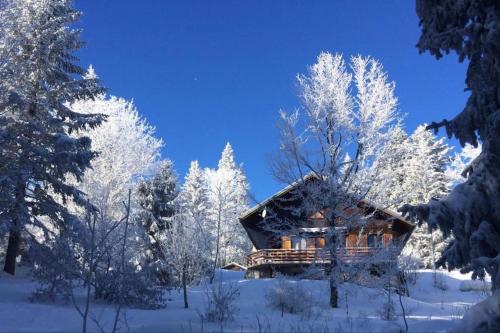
xmin=75 ymin=0 xmax=468 ymax=202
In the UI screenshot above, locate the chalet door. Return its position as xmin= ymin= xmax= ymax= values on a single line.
xmin=367 ymin=234 xmax=383 ymax=248
xmin=359 ymin=234 xmax=368 ymax=247
xmin=316 ymin=237 xmax=326 ymax=248
xmin=347 ymin=234 xmax=357 ymax=248
xmin=383 ymin=233 xmax=392 ymax=246
xmin=291 ymin=236 xmax=307 ymax=249
xmin=300 ymin=238 xmax=307 ymax=249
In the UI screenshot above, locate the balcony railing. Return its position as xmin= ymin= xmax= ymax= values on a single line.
xmin=246 ymin=247 xmax=390 ymax=268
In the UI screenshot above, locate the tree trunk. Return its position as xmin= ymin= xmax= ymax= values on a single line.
xmin=210 ymin=204 xmax=222 ymax=284
xmin=182 ymin=268 xmax=188 ymax=309
xmin=329 ymin=277 xmax=338 ymax=308
xmin=3 ymin=230 xmax=21 ymax=275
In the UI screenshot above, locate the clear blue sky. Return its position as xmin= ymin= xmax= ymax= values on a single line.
xmin=75 ymin=0 xmax=468 ymax=202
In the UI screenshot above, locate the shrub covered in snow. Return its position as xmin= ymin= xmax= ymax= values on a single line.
xmin=265 ymin=278 xmax=314 ymax=316
xmin=399 ymin=255 xmax=421 ymax=286
xmin=459 ymin=280 xmax=491 ymax=293
xmin=203 ymin=281 xmax=240 ymax=322
xmin=433 ymin=272 xmax=448 ymax=291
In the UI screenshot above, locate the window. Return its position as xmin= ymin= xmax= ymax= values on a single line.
xmin=281 ymin=236 xmax=291 ymax=249
xmin=291 ymin=236 xmax=307 ymax=249
xmin=367 ymin=234 xmax=383 ymax=248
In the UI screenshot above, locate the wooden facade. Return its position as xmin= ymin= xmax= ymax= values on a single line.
xmin=239 ymin=175 xmax=414 ymax=278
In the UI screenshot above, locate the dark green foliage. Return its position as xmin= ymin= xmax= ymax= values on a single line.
xmin=0 ymin=0 xmax=105 ymax=274
xmin=135 ymin=160 xmax=179 ymax=285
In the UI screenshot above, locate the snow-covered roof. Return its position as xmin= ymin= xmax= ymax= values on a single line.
xmin=240 ymin=173 xmax=318 ymax=220
xmin=240 ymin=173 xmax=413 ymax=228
xmin=221 ymin=262 xmax=247 ymax=270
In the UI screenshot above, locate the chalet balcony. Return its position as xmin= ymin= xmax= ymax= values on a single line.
xmin=246 ymin=247 xmax=391 ymax=269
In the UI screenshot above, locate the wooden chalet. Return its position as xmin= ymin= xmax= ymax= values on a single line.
xmin=239 ymin=175 xmax=415 ymax=278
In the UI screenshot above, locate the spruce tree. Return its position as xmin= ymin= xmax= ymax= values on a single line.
xmin=0 ymin=0 xmax=104 ymax=275
xmin=179 ymin=161 xmax=211 ymax=256
xmin=136 ymin=160 xmax=179 ymax=284
xmin=205 ymin=143 xmax=250 ymax=268
xmin=401 ymin=2 xmax=500 ymax=329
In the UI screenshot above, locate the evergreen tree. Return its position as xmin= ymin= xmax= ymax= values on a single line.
xmin=135 ymin=160 xmax=179 ymax=284
xmin=0 ymin=0 xmax=104 ymax=275
xmin=179 ymin=161 xmax=211 ymax=261
xmin=401 ymin=2 xmax=500 ymax=330
xmin=446 ymin=143 xmax=482 ymax=188
xmin=370 ymin=125 xmax=411 ymax=209
xmin=205 ymin=143 xmax=250 ymax=270
xmin=376 ymin=125 xmax=452 ymax=268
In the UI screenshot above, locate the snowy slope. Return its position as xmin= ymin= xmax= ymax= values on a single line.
xmin=0 ymin=269 xmax=490 ymax=332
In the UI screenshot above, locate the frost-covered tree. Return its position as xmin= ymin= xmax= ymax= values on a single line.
xmin=135 ymin=160 xmax=179 ymax=285
xmin=162 ymin=212 xmax=207 ymax=309
xmin=0 ymin=0 xmax=104 ymax=275
xmin=68 ymin=68 xmax=163 ymax=221
xmin=401 ymin=126 xmax=451 ymax=269
xmin=446 ymin=143 xmax=482 ymax=188
xmin=205 ymin=143 xmax=250 ymax=277
xmin=162 ymin=160 xmax=212 ymax=307
xmin=369 ymin=125 xmax=411 ymax=209
xmin=400 ymin=2 xmax=500 ymax=331
xmin=374 ymin=125 xmax=452 ymax=269
xmin=270 ymin=52 xmax=400 ymax=307
xmin=179 ymin=161 xmax=212 ymax=265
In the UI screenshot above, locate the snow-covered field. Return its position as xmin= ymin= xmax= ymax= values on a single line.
xmin=0 ymin=268 xmax=490 ymax=333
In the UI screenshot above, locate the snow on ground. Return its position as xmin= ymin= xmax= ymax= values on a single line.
xmin=0 ymin=268 xmax=491 ymax=332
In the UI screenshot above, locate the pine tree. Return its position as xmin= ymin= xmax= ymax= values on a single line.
xmin=135 ymin=160 xmax=179 ymax=285
xmin=402 ymin=126 xmax=452 ymax=270
xmin=401 ymin=2 xmax=500 ymax=330
xmin=205 ymin=143 xmax=250 ymax=273
xmin=0 ymin=0 xmax=104 ymax=275
xmin=446 ymin=143 xmax=482 ymax=188
xmin=179 ymin=161 xmax=211 ymax=258
xmin=376 ymin=125 xmax=452 ymax=268
xmin=370 ymin=125 xmax=411 ymax=209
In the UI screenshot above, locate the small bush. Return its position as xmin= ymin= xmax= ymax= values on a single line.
xmin=459 ymin=280 xmax=491 ymax=293
xmin=265 ymin=278 xmax=314 ymax=316
xmin=398 ymin=255 xmax=420 ymax=285
xmin=203 ymin=281 xmax=240 ymax=322
xmin=433 ymin=272 xmax=448 ymax=291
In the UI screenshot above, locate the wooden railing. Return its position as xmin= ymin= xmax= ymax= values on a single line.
xmin=246 ymin=247 xmax=386 ymax=268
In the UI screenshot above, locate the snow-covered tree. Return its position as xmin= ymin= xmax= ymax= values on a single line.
xmin=369 ymin=125 xmax=411 ymax=210
xmin=270 ymin=52 xmax=401 ymax=307
xmin=205 ymin=143 xmax=250 ymax=277
xmin=401 ymin=2 xmax=500 ymax=331
xmin=179 ymin=161 xmax=212 ymax=266
xmin=162 ymin=212 xmax=207 ymax=309
xmin=0 ymin=0 xmax=104 ymax=275
xmin=401 ymin=126 xmax=451 ymax=268
xmin=446 ymin=143 xmax=482 ymax=188
xmin=135 ymin=160 xmax=179 ymax=285
xmin=68 ymin=71 xmax=163 ymax=221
